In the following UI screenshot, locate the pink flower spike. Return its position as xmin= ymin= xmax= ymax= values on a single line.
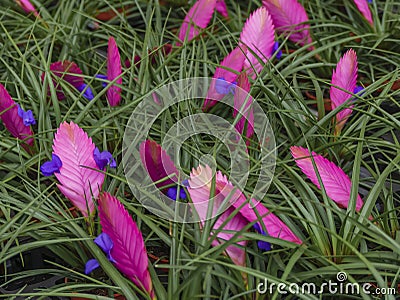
xmin=140 ymin=140 xmax=180 ymax=191
xmin=177 ymin=0 xmax=217 ymax=45
xmin=52 ymin=121 xmax=105 ymax=217
xmin=330 ymin=49 xmax=358 ymax=134
xmin=107 ymin=37 xmax=122 ymax=106
xmin=15 ymin=0 xmax=39 ymax=17
xmin=98 ymin=192 xmax=154 ymax=298
xmin=0 ymin=83 xmax=34 ymax=149
xmin=214 ymin=173 xmax=302 ymax=245
xmin=203 ymin=47 xmax=246 ymax=111
xmin=43 ymin=61 xmax=85 ymax=100
xmin=233 ymin=73 xmax=254 ymax=141
xmin=353 ymin=0 xmax=373 ymax=25
xmin=291 ymin=146 xmax=364 ymax=212
xmin=239 ymin=7 xmax=275 ymax=78
xmin=216 ymin=0 xmax=228 ymax=18
xmin=262 ymin=0 xmax=314 ymax=50
xmin=188 ymin=165 xmax=248 ymax=266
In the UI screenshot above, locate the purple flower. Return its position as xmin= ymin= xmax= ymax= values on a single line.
xmin=17 ymin=105 xmax=36 ymax=126
xmin=166 ymin=186 xmax=187 ymax=201
xmin=94 ymin=233 xmax=116 ymax=262
xmin=77 ymin=84 xmax=94 ymax=101
xmin=215 ymin=77 xmax=236 ymax=95
xmin=84 ymin=259 xmax=101 ymax=274
xmin=353 ymin=85 xmax=364 ymax=94
xmin=94 ymin=147 xmax=117 ymax=170
xmin=96 ymin=74 xmax=108 ymax=88
xmin=272 ymin=41 xmax=282 ymax=60
xmin=40 ymin=154 xmax=62 ymax=176
xmin=253 ymin=223 xmax=271 ymax=251
xmin=85 ymin=232 xmax=116 ymax=274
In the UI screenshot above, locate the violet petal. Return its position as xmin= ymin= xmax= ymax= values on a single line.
xmin=94 ymin=233 xmax=117 ymax=264
xmin=94 ymin=147 xmax=116 ymax=170
xmin=77 ymin=83 xmax=94 ymax=101
xmin=353 ymin=85 xmax=364 ymax=94
xmin=272 ymin=41 xmax=282 ymax=60
xmin=85 ymin=259 xmax=100 ymax=274
xmin=253 ymin=223 xmax=271 ymax=251
xmin=215 ymin=77 xmax=236 ymax=95
xmin=17 ymin=104 xmax=36 ymax=126
xmin=94 ymin=232 xmax=113 ymax=253
xmin=96 ymin=74 xmax=108 ymax=88
xmin=40 ymin=154 xmax=62 ymax=176
xmin=166 ymin=186 xmax=187 ymax=201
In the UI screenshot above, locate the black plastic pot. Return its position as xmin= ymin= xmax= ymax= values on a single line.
xmin=0 ymin=239 xmax=67 ymax=299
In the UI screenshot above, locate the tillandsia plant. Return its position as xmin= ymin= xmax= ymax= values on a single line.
xmin=141 ymin=140 xmax=302 ymax=267
xmin=0 ymin=0 xmax=399 ymax=299
xmin=42 ymin=61 xmax=94 ymax=101
xmin=0 ymin=83 xmax=35 ymax=151
xmin=204 ymin=6 xmax=278 ymax=110
xmin=329 ymin=49 xmax=360 ymax=135
xmin=14 ymin=0 xmax=40 ymax=17
xmin=40 ymin=121 xmax=111 ymax=218
xmin=262 ymin=0 xmax=314 ymax=50
xmin=291 ymin=146 xmax=365 ymax=213
xmin=88 ymin=192 xmax=155 ymax=299
xmin=353 ymin=0 xmax=374 ymax=25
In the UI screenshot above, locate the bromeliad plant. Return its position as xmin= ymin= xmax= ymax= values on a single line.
xmin=204 ymin=6 xmax=277 ymax=110
xmin=140 ymin=140 xmax=302 ymax=268
xmin=42 ymin=61 xmax=94 ymax=101
xmin=330 ymin=49 xmax=360 ymax=135
xmin=0 ymin=83 xmax=35 ymax=151
xmin=87 ymin=192 xmax=155 ymax=298
xmin=15 ymin=0 xmax=39 ymax=17
xmin=40 ymin=121 xmax=154 ymax=298
xmin=291 ymin=146 xmax=365 ymax=213
xmin=40 ymin=121 xmax=110 ymax=217
xmin=262 ymin=0 xmax=314 ymax=50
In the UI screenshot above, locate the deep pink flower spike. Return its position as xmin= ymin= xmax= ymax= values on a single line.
xmin=177 ymin=0 xmax=217 ymax=45
xmin=188 ymin=165 xmax=248 ymax=266
xmin=107 ymin=37 xmax=122 ymax=106
xmin=330 ymin=49 xmax=358 ymax=134
xmin=99 ymin=192 xmax=154 ymax=298
xmin=188 ymin=165 xmax=302 ymax=264
xmin=43 ymin=61 xmax=84 ymax=100
xmin=353 ymin=0 xmax=373 ymax=25
xmin=216 ymin=0 xmax=228 ymax=18
xmin=52 ymin=121 xmax=105 ymax=217
xmin=214 ymin=172 xmax=303 ymax=244
xmin=262 ymin=0 xmax=314 ymax=50
xmin=291 ymin=146 xmax=364 ymax=212
xmin=239 ymin=7 xmax=275 ymax=78
xmin=139 ymin=140 xmax=180 ymax=191
xmin=233 ymin=73 xmax=254 ymax=141
xmin=0 ymin=84 xmax=34 ymax=149
xmin=203 ymin=47 xmax=246 ymax=111
xmin=15 ymin=0 xmax=39 ymax=17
